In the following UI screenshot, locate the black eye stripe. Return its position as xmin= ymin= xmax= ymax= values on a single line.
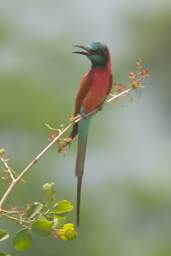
xmin=92 ymin=49 xmax=103 ymax=54
xmin=89 ymin=45 xmax=108 ymax=58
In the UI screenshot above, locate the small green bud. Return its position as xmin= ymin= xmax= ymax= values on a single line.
xmin=0 ymin=148 xmax=5 ymax=156
xmin=42 ymin=182 xmax=56 ymax=200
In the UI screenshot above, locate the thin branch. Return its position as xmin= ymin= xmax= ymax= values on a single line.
xmin=106 ymin=88 xmax=132 ymax=103
xmin=0 ymin=86 xmax=136 ymax=211
xmin=1 ymin=213 xmax=32 ymax=227
xmin=0 ymin=209 xmax=20 ymax=214
xmin=0 ymin=156 xmax=16 ymax=181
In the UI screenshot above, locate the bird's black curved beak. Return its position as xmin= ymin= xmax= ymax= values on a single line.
xmin=72 ymin=45 xmax=91 ymax=55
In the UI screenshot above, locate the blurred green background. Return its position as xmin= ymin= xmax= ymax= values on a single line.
xmin=0 ymin=0 xmax=171 ymax=255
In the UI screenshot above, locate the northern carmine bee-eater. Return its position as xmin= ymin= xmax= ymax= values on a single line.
xmin=65 ymin=41 xmax=113 ymax=226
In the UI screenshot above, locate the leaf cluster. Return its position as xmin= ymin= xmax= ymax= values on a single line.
xmin=0 ymin=182 xmax=77 ymax=254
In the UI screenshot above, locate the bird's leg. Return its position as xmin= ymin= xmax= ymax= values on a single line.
xmin=80 ymin=112 xmax=87 ymax=119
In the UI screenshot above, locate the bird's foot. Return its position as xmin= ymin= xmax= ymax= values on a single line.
xmin=98 ymin=105 xmax=103 ymax=111
xmin=58 ymin=137 xmax=73 ymax=154
xmin=69 ymin=114 xmax=81 ymax=122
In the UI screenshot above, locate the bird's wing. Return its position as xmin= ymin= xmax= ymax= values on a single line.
xmin=74 ymin=70 xmax=93 ymax=115
xmin=69 ymin=70 xmax=93 ymax=140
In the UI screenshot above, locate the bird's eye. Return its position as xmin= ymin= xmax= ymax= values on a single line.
xmin=90 ymin=49 xmax=97 ymax=53
xmin=91 ymin=48 xmax=101 ymax=54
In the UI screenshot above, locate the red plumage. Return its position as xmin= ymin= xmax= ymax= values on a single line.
xmin=75 ymin=56 xmax=112 ymax=115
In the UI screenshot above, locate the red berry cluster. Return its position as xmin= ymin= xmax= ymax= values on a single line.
xmin=115 ymin=83 xmax=129 ymax=96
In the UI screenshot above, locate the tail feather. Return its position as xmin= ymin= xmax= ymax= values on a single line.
xmin=75 ymin=135 xmax=88 ymax=226
xmin=76 ymin=176 xmax=83 ymax=227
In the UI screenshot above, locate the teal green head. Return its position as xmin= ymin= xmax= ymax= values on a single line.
xmin=73 ymin=41 xmax=110 ymax=68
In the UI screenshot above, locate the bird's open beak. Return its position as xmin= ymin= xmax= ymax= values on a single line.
xmin=72 ymin=45 xmax=91 ymax=55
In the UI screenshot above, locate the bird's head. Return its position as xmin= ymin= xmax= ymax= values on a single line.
xmin=73 ymin=41 xmax=110 ymax=68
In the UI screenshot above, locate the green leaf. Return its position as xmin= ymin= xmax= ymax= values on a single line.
xmin=0 ymin=252 xmax=11 ymax=256
xmin=14 ymin=229 xmax=32 ymax=251
xmin=49 ymin=200 xmax=73 ymax=216
xmin=42 ymin=182 xmax=56 ymax=201
xmin=31 ymin=217 xmax=52 ymax=237
xmin=26 ymin=202 xmax=44 ymax=219
xmin=0 ymin=229 xmax=9 ymax=242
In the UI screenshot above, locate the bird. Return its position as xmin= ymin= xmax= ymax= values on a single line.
xmin=64 ymin=41 xmax=113 ymax=226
